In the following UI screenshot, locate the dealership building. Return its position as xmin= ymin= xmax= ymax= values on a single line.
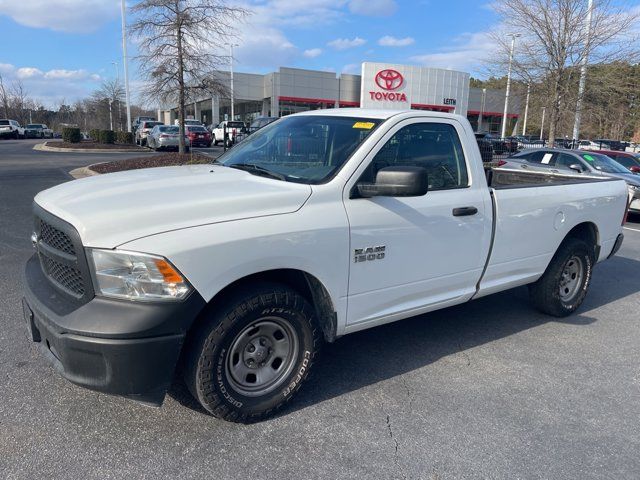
xmin=160 ymin=62 xmax=519 ymax=134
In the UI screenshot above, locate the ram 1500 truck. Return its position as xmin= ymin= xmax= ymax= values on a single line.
xmin=22 ymin=109 xmax=628 ymax=423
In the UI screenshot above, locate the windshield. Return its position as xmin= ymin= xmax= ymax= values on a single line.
xmin=218 ymin=115 xmax=382 ymax=184
xmin=580 ymin=153 xmax=629 ymax=173
xmin=158 ymin=126 xmax=179 ymax=133
xmin=27 ymin=124 xmax=43 ymax=128
xmin=187 ymin=126 xmax=207 ymax=132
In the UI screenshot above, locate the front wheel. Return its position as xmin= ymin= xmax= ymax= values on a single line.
xmin=529 ymin=237 xmax=593 ymax=317
xmin=184 ymin=283 xmax=322 ymax=423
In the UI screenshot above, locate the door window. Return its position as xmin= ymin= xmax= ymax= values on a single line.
xmin=362 ymin=123 xmax=469 ymax=191
xmin=554 ymin=153 xmax=582 ymax=171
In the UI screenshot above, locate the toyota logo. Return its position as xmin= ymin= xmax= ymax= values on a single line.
xmin=375 ymin=69 xmax=404 ymax=91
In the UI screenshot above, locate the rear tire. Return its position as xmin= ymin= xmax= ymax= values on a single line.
xmin=529 ymin=237 xmax=593 ymax=317
xmin=184 ymin=283 xmax=322 ymax=423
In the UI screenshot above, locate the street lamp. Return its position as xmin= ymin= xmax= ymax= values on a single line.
xmin=501 ymin=33 xmax=520 ymax=138
xmin=227 ymin=43 xmax=239 ymax=120
xmin=522 ymin=83 xmax=531 ymax=135
xmin=572 ymin=0 xmax=594 ymax=142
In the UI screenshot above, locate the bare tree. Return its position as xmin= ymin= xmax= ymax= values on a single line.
xmin=491 ymin=0 xmax=640 ymax=142
xmin=0 ymin=74 xmax=9 ymax=118
xmin=130 ymin=0 xmax=248 ymax=153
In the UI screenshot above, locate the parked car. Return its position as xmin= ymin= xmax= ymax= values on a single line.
xmin=474 ymin=132 xmax=509 ymax=154
xmin=24 ymin=124 xmax=53 ymax=139
xmin=132 ymin=116 xmax=157 ymax=134
xmin=590 ymin=150 xmax=640 ymax=174
xmin=135 ymin=120 xmax=164 ymax=146
xmin=578 ymin=140 xmax=601 ymax=150
xmin=185 ymin=125 xmax=212 ymax=147
xmin=175 ymin=119 xmax=204 ymax=127
xmin=146 ymin=125 xmax=190 ymax=151
xmin=0 ymin=119 xmax=24 ymax=139
xmin=474 ymin=135 xmax=493 ymax=162
xmin=593 ymin=139 xmax=624 ymax=151
xmin=212 ymin=120 xmax=247 ymax=147
xmin=504 ymin=148 xmax=640 ymax=213
xmin=23 ymin=109 xmax=628 ymax=422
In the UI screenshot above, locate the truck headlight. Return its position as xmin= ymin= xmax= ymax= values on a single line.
xmin=87 ymin=249 xmax=191 ymax=301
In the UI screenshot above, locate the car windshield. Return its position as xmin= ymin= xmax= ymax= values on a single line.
xmin=188 ymin=126 xmax=207 ymax=132
xmin=580 ymin=152 xmax=629 ymax=173
xmin=218 ymin=115 xmax=382 ymax=184
xmin=158 ymin=126 xmax=179 ymax=133
xmin=227 ymin=122 xmax=245 ymax=128
xmin=27 ymin=124 xmax=43 ymax=128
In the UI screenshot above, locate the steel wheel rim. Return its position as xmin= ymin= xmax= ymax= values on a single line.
xmin=559 ymin=255 xmax=584 ymax=302
xmin=226 ymin=317 xmax=299 ymax=397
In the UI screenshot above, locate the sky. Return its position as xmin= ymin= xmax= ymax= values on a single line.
xmin=0 ymin=0 xmax=634 ymax=108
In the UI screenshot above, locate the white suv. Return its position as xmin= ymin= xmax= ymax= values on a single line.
xmin=0 ymin=119 xmax=24 ymax=139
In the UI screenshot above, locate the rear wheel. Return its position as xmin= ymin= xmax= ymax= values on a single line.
xmin=529 ymin=237 xmax=593 ymax=317
xmin=184 ymin=283 xmax=322 ymax=423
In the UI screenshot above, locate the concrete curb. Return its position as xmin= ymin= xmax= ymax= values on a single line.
xmin=69 ymin=165 xmax=101 ymax=179
xmin=34 ymin=142 xmax=150 ymax=154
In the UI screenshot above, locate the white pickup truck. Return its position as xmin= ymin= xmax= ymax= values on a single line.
xmin=211 ymin=120 xmax=246 ymax=146
xmin=23 ymin=109 xmax=628 ymax=423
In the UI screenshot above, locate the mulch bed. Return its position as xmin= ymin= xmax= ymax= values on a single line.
xmin=47 ymin=141 xmax=146 ymax=150
xmin=89 ymin=152 xmax=213 ymax=174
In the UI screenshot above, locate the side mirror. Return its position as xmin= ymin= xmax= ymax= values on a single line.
xmin=569 ymin=164 xmax=584 ymax=173
xmin=357 ymin=166 xmax=429 ymax=198
xmin=629 ymin=165 xmax=640 ymax=173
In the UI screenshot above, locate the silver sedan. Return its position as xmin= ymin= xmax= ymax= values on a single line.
xmin=147 ymin=125 xmax=191 ymax=151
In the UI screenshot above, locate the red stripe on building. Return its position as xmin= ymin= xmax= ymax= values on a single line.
xmin=411 ymin=103 xmax=455 ymax=112
xmin=468 ymin=110 xmax=519 ymax=118
xmin=278 ymin=96 xmax=338 ymax=105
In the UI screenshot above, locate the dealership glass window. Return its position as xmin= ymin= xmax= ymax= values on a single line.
xmin=361 ymin=122 xmax=469 ymax=190
xmin=279 ymin=100 xmax=336 ymax=117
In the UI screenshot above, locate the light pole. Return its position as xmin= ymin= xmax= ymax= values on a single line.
xmin=108 ymin=99 xmax=113 ymax=131
xmin=227 ymin=43 xmax=239 ymax=120
xmin=540 ymin=106 xmax=547 ymax=142
xmin=478 ymin=88 xmax=486 ymax=132
xmin=120 ymin=0 xmax=132 ymax=132
xmin=522 ymin=83 xmax=531 ymax=135
xmin=572 ymin=0 xmax=594 ymax=142
xmin=501 ymin=33 xmax=520 ymax=138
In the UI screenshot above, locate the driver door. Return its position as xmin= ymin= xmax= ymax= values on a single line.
xmin=344 ymin=119 xmax=492 ymax=328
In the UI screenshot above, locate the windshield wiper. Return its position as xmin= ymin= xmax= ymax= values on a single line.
xmin=228 ymin=163 xmax=287 ymax=181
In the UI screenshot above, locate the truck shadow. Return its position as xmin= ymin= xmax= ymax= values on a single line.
xmin=167 ymin=254 xmax=640 ymax=418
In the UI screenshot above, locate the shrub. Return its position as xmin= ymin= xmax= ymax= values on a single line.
xmin=116 ymin=131 xmax=134 ymax=144
xmin=99 ymin=129 xmax=115 ymax=144
xmin=62 ymin=127 xmax=82 ymax=143
xmin=89 ymin=129 xmax=100 ymax=142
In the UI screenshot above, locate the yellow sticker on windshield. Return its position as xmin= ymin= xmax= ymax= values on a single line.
xmin=353 ymin=122 xmax=375 ymax=129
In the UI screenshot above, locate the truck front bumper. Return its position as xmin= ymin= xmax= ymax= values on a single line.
xmin=23 ymin=254 xmax=206 ymax=405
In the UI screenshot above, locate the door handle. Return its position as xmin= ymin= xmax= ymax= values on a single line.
xmin=452 ymin=206 xmax=478 ymax=217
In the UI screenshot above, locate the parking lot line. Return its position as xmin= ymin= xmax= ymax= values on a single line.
xmin=624 ymin=226 xmax=640 ymax=233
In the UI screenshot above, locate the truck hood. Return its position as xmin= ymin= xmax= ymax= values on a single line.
xmin=35 ymin=164 xmax=312 ymax=248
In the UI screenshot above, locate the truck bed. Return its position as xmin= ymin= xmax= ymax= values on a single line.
xmin=487 ymin=167 xmax=614 ymax=189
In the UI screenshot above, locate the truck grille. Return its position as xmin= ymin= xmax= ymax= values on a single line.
xmin=40 ymin=256 xmax=85 ymax=296
xmin=40 ymin=220 xmax=76 ymax=255
xmin=34 ymin=205 xmax=92 ymax=302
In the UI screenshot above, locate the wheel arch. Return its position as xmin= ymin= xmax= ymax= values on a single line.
xmin=563 ymin=221 xmax=600 ymax=260
xmin=186 ymin=268 xmax=338 ymax=344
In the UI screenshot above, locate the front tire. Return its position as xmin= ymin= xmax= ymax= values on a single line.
xmin=184 ymin=283 xmax=322 ymax=423
xmin=529 ymin=237 xmax=593 ymax=317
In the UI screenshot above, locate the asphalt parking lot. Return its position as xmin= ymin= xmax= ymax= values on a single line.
xmin=1 ymin=138 xmax=640 ymax=479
